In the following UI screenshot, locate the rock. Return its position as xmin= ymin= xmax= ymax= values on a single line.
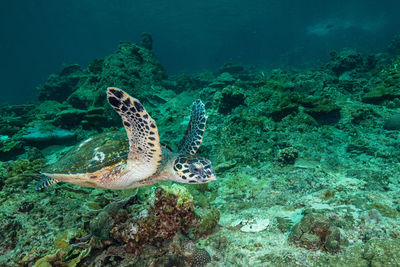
xmin=387 ymin=34 xmax=400 ymax=55
xmin=317 ymin=246 xmax=367 ymax=267
xmin=383 ymin=114 xmax=400 ymax=130
xmin=216 ymin=85 xmax=246 ymax=114
xmin=97 ymin=42 xmax=167 ymax=101
xmin=37 ymin=41 xmax=167 ymax=112
xmin=37 ymin=64 xmax=87 ymax=102
xmin=219 ymin=61 xmax=244 ymax=74
xmin=195 ymin=207 xmax=220 ymax=237
xmin=364 ymin=239 xmax=400 ymax=266
xmin=366 ymin=203 xmax=399 ymax=219
xmin=271 ymin=94 xmax=341 ymax=124
xmin=362 ymin=84 xmax=400 ymax=103
xmin=22 ymin=123 xmax=76 ymax=147
xmin=216 ymin=72 xmax=235 ymax=83
xmin=214 ymin=159 xmax=237 ymax=173
xmin=270 ymin=103 xmax=299 ymax=122
xmin=289 ymin=213 xmax=344 ymax=253
xmin=362 ymin=58 xmax=400 ymax=104
xmin=240 ymin=218 xmax=270 ymax=233
xmin=301 ymin=97 xmax=341 ymax=124
xmin=140 ymin=33 xmax=153 ymax=50
xmin=54 ymin=108 xmax=87 ymax=127
xmin=329 ymin=50 xmax=363 ymax=75
xmin=0 ymin=138 xmax=24 ymax=161
xmin=276 ymin=217 xmax=292 ymax=233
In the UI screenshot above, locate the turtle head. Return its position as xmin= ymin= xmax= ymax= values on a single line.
xmin=171 ymin=155 xmax=217 ymax=184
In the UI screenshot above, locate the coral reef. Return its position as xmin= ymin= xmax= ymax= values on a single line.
xmin=26 ymin=185 xmax=217 ymax=266
xmin=2 ymin=38 xmax=400 ymax=266
xmin=110 ymin=185 xmax=196 ymax=253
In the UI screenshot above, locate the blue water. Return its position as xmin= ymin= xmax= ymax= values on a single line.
xmin=1 ymin=0 xmax=400 ymax=104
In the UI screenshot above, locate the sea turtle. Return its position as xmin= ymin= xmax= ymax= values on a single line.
xmin=36 ymin=87 xmax=217 ymax=190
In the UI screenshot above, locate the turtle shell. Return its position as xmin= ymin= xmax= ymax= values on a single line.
xmin=43 ymin=131 xmax=129 ymax=174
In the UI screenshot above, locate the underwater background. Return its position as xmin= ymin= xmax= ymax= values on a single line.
xmin=1 ymin=0 xmax=400 ymax=266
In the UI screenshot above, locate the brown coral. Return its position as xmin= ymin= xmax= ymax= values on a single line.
xmin=111 ymin=187 xmax=195 ymax=253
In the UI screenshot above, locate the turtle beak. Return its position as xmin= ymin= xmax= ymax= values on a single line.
xmin=208 ymin=167 xmax=217 ymax=181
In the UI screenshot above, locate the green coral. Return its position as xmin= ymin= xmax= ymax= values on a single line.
xmin=195 ymin=206 xmax=220 ymax=237
xmin=160 ymin=184 xmax=194 ymax=209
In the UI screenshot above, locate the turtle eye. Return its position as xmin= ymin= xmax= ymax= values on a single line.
xmin=189 ymin=164 xmax=203 ymax=175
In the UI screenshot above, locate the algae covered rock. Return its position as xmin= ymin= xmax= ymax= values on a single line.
xmin=289 ymin=213 xmax=344 ymax=253
xmin=300 ymin=96 xmax=341 ymax=124
xmin=37 ymin=64 xmax=87 ymax=102
xmin=97 ymin=42 xmax=167 ymax=101
xmin=215 ymin=85 xmax=246 ymax=114
xmin=4 ymin=159 xmax=44 ymax=188
xmin=270 ymin=93 xmax=341 ymax=124
xmin=37 ymin=41 xmax=168 ymax=111
xmin=329 ymin=50 xmax=363 ymax=75
xmin=362 ymin=84 xmax=400 ymax=103
xmin=363 ymin=238 xmax=400 ymax=266
xmin=54 ymin=106 xmax=108 ymax=129
xmin=387 ymin=34 xmax=400 ymax=55
xmin=22 ymin=123 xmax=76 ymax=147
xmin=195 ymin=206 xmax=220 ymax=237
xmin=0 ymin=137 xmax=24 ymax=161
xmin=0 ymin=214 xmax=22 ymax=254
xmin=362 ymin=57 xmax=400 ymax=104
xmin=383 ymin=113 xmax=400 ymax=130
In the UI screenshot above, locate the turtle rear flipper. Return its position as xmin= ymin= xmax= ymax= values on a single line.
xmin=179 ymin=99 xmax=207 ymax=155
xmin=36 ymin=177 xmax=58 ymax=190
xmin=107 ymin=88 xmax=162 ymax=181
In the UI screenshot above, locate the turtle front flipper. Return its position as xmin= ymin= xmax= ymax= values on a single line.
xmin=35 ymin=177 xmax=58 ymax=190
xmin=179 ymin=99 xmax=207 ymax=155
xmin=107 ymin=88 xmax=162 ymax=181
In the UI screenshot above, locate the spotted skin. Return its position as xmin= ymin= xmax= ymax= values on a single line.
xmin=35 ymin=177 xmax=58 ymax=190
xmin=179 ymin=100 xmax=207 ymax=156
xmin=172 ymin=156 xmax=216 ymax=184
xmin=107 ymin=87 xmax=162 ymax=181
